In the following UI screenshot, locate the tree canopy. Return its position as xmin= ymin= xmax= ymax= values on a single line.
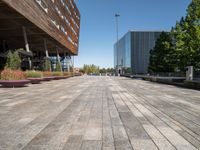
xmin=82 ymin=64 xmax=100 ymax=74
xmin=149 ymin=0 xmax=200 ymax=73
xmin=80 ymin=64 xmax=115 ymax=74
xmin=6 ymin=50 xmax=21 ymax=70
xmin=148 ymin=32 xmax=175 ymax=73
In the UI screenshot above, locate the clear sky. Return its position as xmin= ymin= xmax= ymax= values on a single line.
xmin=74 ymin=0 xmax=191 ymax=68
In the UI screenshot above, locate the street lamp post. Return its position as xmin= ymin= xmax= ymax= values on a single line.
xmin=115 ymin=13 xmax=120 ymax=42
xmin=115 ymin=13 xmax=120 ymax=76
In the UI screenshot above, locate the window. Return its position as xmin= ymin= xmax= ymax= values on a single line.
xmin=55 ymin=6 xmax=61 ymax=15
xmin=61 ymin=26 xmax=67 ymax=35
xmin=35 ymin=0 xmax=48 ymax=13
xmin=69 ymin=0 xmax=74 ymax=9
xmin=71 ymin=27 xmax=77 ymax=35
xmin=68 ymin=36 xmax=74 ymax=45
xmin=64 ymin=16 xmax=70 ymax=26
xmin=60 ymin=0 xmax=65 ymax=6
xmin=65 ymin=4 xmax=72 ymax=16
xmin=51 ymin=19 xmax=60 ymax=29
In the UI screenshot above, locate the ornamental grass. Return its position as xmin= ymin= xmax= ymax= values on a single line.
xmin=63 ymin=72 xmax=70 ymax=76
xmin=25 ymin=71 xmax=42 ymax=78
xmin=42 ymin=71 xmax=53 ymax=77
xmin=52 ymin=72 xmax=63 ymax=76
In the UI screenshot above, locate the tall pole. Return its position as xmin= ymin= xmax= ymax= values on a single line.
xmin=115 ymin=14 xmax=120 ymax=75
xmin=115 ymin=14 xmax=120 ymax=43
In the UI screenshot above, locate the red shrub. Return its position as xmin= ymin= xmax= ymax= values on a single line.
xmin=0 ymin=68 xmax=25 ymax=80
xmin=43 ymin=71 xmax=52 ymax=77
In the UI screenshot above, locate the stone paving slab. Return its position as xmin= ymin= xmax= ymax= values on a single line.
xmin=0 ymin=76 xmax=200 ymax=150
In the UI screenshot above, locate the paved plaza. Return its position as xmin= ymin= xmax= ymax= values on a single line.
xmin=0 ymin=76 xmax=200 ymax=150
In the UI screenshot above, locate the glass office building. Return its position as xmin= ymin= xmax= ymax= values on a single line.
xmin=114 ymin=31 xmax=162 ymax=74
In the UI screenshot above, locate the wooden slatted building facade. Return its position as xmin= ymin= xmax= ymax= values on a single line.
xmin=0 ymin=0 xmax=80 ymax=70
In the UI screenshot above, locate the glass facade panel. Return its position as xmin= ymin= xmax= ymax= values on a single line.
xmin=114 ymin=32 xmax=131 ymax=70
xmin=114 ymin=31 xmax=162 ymax=74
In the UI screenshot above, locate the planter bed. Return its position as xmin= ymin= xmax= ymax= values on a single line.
xmin=184 ymin=80 xmax=200 ymax=90
xmin=61 ymin=76 xmax=69 ymax=79
xmin=62 ymin=76 xmax=69 ymax=79
xmin=53 ymin=76 xmax=67 ymax=80
xmin=42 ymin=77 xmax=55 ymax=81
xmin=0 ymin=80 xmax=30 ymax=87
xmin=74 ymin=73 xmax=82 ymax=76
xmin=27 ymin=78 xmax=43 ymax=84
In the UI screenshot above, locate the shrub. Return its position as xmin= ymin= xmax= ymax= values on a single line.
xmin=70 ymin=71 xmax=74 ymax=76
xmin=43 ymin=58 xmax=51 ymax=71
xmin=43 ymin=71 xmax=52 ymax=77
xmin=6 ymin=50 xmax=21 ymax=70
xmin=64 ymin=72 xmax=74 ymax=76
xmin=25 ymin=71 xmax=42 ymax=78
xmin=0 ymin=68 xmax=25 ymax=80
xmin=55 ymin=61 xmax=62 ymax=72
xmin=63 ymin=72 xmax=70 ymax=76
xmin=52 ymin=72 xmax=63 ymax=76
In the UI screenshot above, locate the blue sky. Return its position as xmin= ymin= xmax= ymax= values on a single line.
xmin=74 ymin=0 xmax=191 ymax=68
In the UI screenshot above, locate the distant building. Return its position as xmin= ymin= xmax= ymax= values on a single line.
xmin=114 ymin=30 xmax=162 ymax=74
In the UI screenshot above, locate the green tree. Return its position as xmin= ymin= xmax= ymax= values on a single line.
xmin=171 ymin=20 xmax=185 ymax=71
xmin=124 ymin=68 xmax=132 ymax=74
xmin=185 ymin=0 xmax=200 ymax=69
xmin=100 ymin=68 xmax=106 ymax=73
xmin=43 ymin=58 xmax=51 ymax=71
xmin=82 ymin=64 xmax=100 ymax=74
xmin=148 ymin=32 xmax=175 ymax=73
xmin=55 ymin=60 xmax=62 ymax=72
xmin=6 ymin=50 xmax=21 ymax=70
xmin=172 ymin=0 xmax=200 ymax=70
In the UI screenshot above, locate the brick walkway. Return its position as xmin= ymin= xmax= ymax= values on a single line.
xmin=0 ymin=76 xmax=200 ymax=150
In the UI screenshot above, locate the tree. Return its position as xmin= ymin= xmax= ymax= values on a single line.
xmin=55 ymin=60 xmax=62 ymax=72
xmin=172 ymin=0 xmax=200 ymax=71
xmin=106 ymin=68 xmax=114 ymax=73
xmin=82 ymin=64 xmax=100 ymax=74
xmin=124 ymin=68 xmax=132 ymax=74
xmin=171 ymin=20 xmax=185 ymax=71
xmin=43 ymin=58 xmax=51 ymax=71
xmin=148 ymin=32 xmax=175 ymax=73
xmin=149 ymin=0 xmax=200 ymax=73
xmin=99 ymin=68 xmax=106 ymax=73
xmin=6 ymin=50 xmax=21 ymax=70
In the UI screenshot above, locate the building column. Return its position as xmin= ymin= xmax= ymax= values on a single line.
xmin=44 ymin=38 xmax=51 ymax=71
xmin=69 ymin=55 xmax=74 ymax=74
xmin=72 ymin=56 xmax=74 ymax=74
xmin=56 ymin=47 xmax=63 ymax=72
xmin=64 ymin=52 xmax=68 ymax=72
xmin=44 ymin=38 xmax=49 ymax=57
xmin=22 ymin=26 xmax=32 ymax=70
